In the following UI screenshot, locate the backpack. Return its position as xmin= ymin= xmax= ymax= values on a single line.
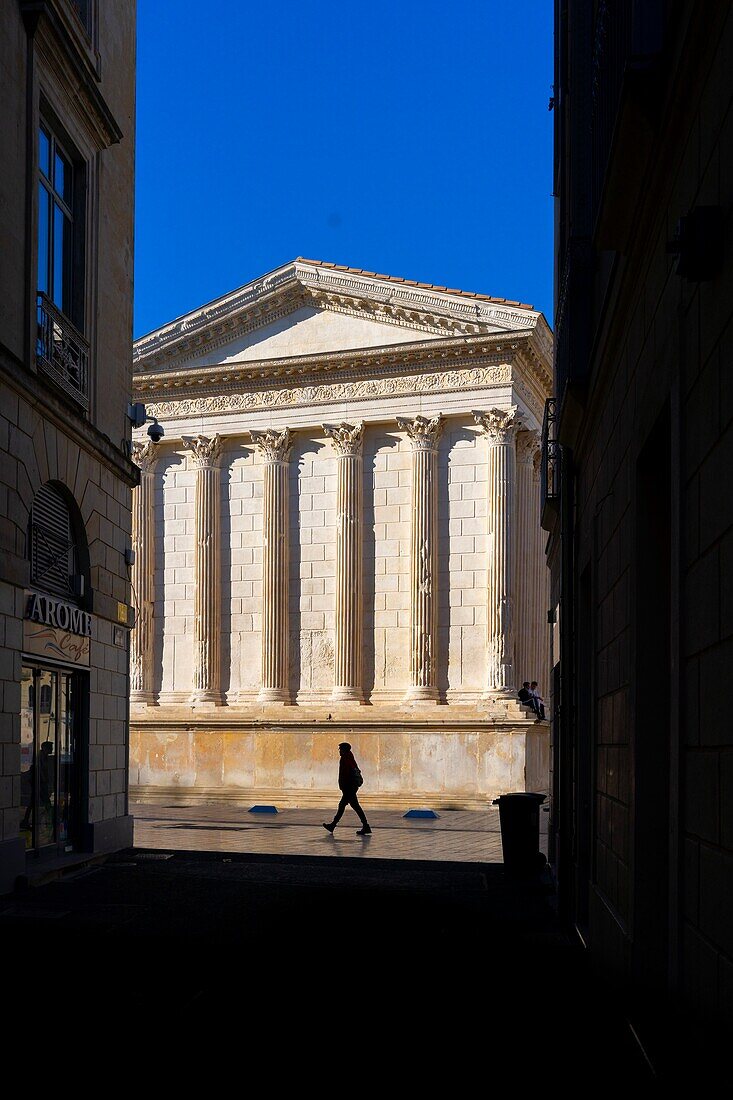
xmin=353 ymin=765 xmax=364 ymax=788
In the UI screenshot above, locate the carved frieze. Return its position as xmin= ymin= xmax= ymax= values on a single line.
xmin=143 ymin=364 xmax=512 ymax=421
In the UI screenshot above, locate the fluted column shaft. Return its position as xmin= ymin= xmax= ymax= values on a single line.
xmin=532 ymin=452 xmax=550 ymax=695
xmin=182 ymin=434 xmax=223 ymax=706
xmin=397 ymin=414 xmax=444 ymax=703
xmin=130 ymin=441 xmax=156 ymax=703
xmin=325 ymin=423 xmax=365 ymax=703
xmin=475 ymin=408 xmax=522 ymax=695
xmin=250 ymin=428 xmax=293 ymax=704
xmin=515 ymin=431 xmax=540 ymax=689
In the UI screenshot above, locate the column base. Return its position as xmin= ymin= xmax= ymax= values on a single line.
xmin=331 ymin=687 xmax=365 ymax=704
xmin=130 ymin=692 xmax=157 ymax=707
xmin=190 ymin=691 xmax=225 ymax=707
xmin=483 ymin=687 xmax=517 ymax=700
xmin=403 ymin=687 xmax=441 ymax=705
xmin=258 ymin=688 xmax=293 ymax=705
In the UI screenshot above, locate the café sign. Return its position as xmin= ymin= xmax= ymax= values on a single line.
xmin=23 ymin=592 xmax=92 ymax=666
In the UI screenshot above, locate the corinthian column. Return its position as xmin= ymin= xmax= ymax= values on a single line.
xmin=324 ymin=422 xmax=365 ymax=703
xmin=250 ymin=427 xmax=293 ymax=704
xmin=397 ymin=413 xmax=444 ymax=704
xmin=182 ymin=434 xmax=223 ymax=706
xmin=474 ymin=407 xmax=523 ymax=696
xmin=130 ymin=440 xmax=156 ymax=704
xmin=515 ymin=430 xmax=540 ymax=692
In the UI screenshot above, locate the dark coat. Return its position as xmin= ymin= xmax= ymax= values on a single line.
xmin=338 ymin=751 xmax=360 ymax=792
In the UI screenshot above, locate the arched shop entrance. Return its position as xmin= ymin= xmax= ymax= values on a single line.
xmin=20 ymin=483 xmax=90 ymax=857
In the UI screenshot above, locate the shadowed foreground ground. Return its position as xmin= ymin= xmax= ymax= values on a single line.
xmin=2 ymin=839 xmax=717 ymax=1085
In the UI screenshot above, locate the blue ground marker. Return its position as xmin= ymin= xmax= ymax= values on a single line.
xmin=403 ymin=809 xmax=440 ymax=819
xmin=248 ymin=805 xmax=278 ymax=814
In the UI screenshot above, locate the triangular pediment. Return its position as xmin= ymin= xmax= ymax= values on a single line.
xmin=164 ymin=304 xmax=450 ymax=372
xmin=134 ymin=258 xmax=548 ymax=374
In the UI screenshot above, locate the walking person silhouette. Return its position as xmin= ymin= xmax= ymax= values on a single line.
xmin=323 ymin=742 xmax=372 ymax=836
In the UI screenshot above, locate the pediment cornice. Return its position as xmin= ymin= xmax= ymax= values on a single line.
xmin=133 ymin=330 xmax=552 ymax=424
xmin=133 ymin=259 xmax=549 ymax=372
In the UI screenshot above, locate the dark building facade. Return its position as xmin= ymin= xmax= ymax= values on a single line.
xmin=547 ymin=0 xmax=732 ymax=1050
xmin=0 ymin=1 xmax=137 ymax=891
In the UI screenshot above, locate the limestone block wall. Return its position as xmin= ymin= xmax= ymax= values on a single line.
xmin=129 ymin=724 xmax=550 ymax=810
xmin=0 ymin=380 xmax=136 ymax=877
xmin=155 ymin=454 xmax=196 ymax=697
xmin=290 ymin=436 xmax=337 ymax=698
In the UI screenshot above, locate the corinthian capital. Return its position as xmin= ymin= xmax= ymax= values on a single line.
xmin=181 ymin=434 xmax=222 ymax=467
xmin=473 ymin=406 xmax=523 ymax=444
xmin=396 ymin=413 xmax=444 ymax=451
xmin=323 ymin=421 xmax=364 ymax=457
xmin=131 ymin=439 xmax=157 ymax=473
xmin=516 ymin=429 xmax=540 ymax=464
xmin=249 ymin=427 xmax=293 ymax=463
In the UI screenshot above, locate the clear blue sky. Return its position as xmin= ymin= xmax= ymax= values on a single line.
xmin=134 ymin=0 xmax=553 ymax=339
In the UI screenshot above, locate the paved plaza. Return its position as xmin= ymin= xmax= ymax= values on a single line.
xmin=131 ymin=801 xmax=549 ymax=864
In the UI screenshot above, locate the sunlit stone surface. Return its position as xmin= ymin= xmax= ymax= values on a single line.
xmin=130 ymin=260 xmax=552 ymax=807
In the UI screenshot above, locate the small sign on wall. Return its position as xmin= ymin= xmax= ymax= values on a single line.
xmin=23 ymin=591 xmax=92 ymax=666
xmin=23 ymin=620 xmax=91 ymax=666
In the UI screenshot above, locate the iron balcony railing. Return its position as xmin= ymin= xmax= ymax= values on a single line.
xmin=541 ymin=397 xmax=560 ymax=511
xmin=36 ymin=292 xmax=89 ymax=411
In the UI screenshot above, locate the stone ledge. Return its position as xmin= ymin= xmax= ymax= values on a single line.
xmin=129 ymin=704 xmax=546 ymax=731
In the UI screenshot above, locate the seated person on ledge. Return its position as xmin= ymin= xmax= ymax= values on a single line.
xmin=530 ymin=681 xmax=546 ymax=721
xmin=518 ymin=681 xmax=540 ymax=717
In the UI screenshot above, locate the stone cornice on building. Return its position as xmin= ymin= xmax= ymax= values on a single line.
xmin=133 ymin=330 xmax=551 ymax=426
xmin=29 ymin=3 xmax=124 ymax=150
xmin=133 ymin=259 xmax=552 ymax=372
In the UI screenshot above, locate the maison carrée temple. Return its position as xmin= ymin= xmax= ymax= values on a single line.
xmin=129 ymin=258 xmax=553 ymax=809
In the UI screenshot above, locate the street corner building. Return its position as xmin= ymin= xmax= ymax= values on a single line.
xmin=0 ymin=1 xmax=137 ymax=892
xmin=130 ymin=259 xmax=553 ymax=810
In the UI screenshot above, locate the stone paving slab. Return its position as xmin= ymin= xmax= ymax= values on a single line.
xmin=132 ymin=801 xmax=550 ymax=863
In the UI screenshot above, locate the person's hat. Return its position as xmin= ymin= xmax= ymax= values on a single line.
xmin=338 ymin=741 xmax=352 ymax=750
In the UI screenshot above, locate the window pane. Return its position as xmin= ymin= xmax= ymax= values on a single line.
xmin=58 ymin=674 xmax=75 ymax=846
xmin=53 ymin=203 xmax=72 ymax=314
xmin=37 ymin=182 xmax=50 ymax=295
xmin=71 ymin=0 xmax=91 ymax=33
xmin=36 ymin=670 xmax=58 ymax=847
xmin=39 ymin=126 xmax=50 ymax=179
xmin=20 ymin=668 xmax=35 ymax=849
xmin=54 ymin=149 xmax=72 ymax=207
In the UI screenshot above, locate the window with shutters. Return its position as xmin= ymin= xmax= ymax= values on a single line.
xmin=29 ymin=483 xmax=87 ymax=601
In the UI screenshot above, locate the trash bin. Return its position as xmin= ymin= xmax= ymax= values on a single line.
xmin=492 ymin=792 xmax=546 ymax=873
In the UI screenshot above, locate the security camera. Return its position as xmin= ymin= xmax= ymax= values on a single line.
xmin=146 ymin=418 xmax=164 ymax=443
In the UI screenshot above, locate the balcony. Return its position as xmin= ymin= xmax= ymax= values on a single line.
xmin=36 ymin=292 xmax=89 ymax=411
xmin=541 ymin=397 xmax=560 ymax=528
